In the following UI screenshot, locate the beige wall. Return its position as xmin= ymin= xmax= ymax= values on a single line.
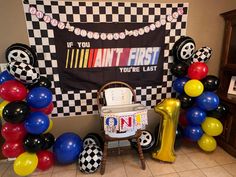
xmin=0 ymin=1 xmax=236 ymax=137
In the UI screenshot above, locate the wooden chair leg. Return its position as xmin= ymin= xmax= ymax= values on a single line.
xmin=136 ymin=137 xmax=146 ymax=170
xmin=100 ymin=141 xmax=108 ymax=175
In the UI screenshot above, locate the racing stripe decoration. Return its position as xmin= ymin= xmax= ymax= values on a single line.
xmin=22 ymin=1 xmax=189 ymax=117
xmin=64 ymin=47 xmax=160 ymax=68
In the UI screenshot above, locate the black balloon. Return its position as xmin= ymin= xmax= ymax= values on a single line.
xmin=28 ymin=76 xmax=51 ymax=89
xmin=170 ymin=62 xmax=188 ymax=77
xmin=41 ymin=133 xmax=55 ymax=150
xmin=177 ymin=93 xmax=195 ymax=109
xmin=2 ymin=101 xmax=30 ymax=123
xmin=23 ymin=134 xmax=45 ymax=153
xmin=175 ymin=124 xmax=184 ymax=150
xmin=207 ymin=102 xmax=229 ymax=119
xmin=201 ymin=75 xmax=220 ymax=91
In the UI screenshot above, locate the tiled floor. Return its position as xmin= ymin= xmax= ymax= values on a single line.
xmin=1 ymin=141 xmax=236 ymax=177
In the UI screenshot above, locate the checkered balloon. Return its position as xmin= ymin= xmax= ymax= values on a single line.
xmin=7 ymin=61 xmax=40 ymax=84
xmin=191 ymin=47 xmax=212 ymax=63
xmin=79 ymin=145 xmax=103 ymax=173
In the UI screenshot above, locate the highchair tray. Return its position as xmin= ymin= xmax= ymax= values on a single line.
xmin=101 ymin=103 xmax=146 ymax=116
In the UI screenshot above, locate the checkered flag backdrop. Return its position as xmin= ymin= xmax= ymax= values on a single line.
xmin=22 ymin=0 xmax=189 ymax=117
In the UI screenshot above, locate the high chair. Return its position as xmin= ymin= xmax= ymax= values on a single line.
xmin=97 ymin=81 xmax=146 ymax=175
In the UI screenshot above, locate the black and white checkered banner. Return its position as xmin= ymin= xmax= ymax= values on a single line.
xmin=22 ymin=0 xmax=188 ymax=117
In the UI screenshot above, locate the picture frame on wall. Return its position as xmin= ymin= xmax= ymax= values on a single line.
xmin=228 ymin=76 xmax=236 ymax=95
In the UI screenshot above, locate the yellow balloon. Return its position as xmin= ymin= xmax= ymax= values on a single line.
xmin=13 ymin=152 xmax=38 ymax=176
xmin=202 ymin=117 xmax=223 ymax=136
xmin=43 ymin=118 xmax=53 ymax=134
xmin=0 ymin=100 xmax=9 ymax=118
xmin=184 ymin=79 xmax=204 ymax=97
xmin=152 ymin=98 xmax=180 ymax=162
xmin=198 ymin=134 xmax=217 ymax=152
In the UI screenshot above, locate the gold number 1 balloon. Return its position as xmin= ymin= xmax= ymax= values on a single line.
xmin=152 ymin=98 xmax=180 ymax=162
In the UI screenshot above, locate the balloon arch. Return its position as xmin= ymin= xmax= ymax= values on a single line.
xmin=0 ymin=43 xmax=103 ymax=176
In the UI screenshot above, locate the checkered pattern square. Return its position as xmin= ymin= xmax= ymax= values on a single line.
xmin=22 ymin=1 xmax=188 ymax=117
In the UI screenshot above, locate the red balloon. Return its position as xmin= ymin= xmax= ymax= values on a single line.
xmin=37 ymin=150 xmax=54 ymax=171
xmin=1 ymin=141 xmax=24 ymax=158
xmin=0 ymin=80 xmax=27 ymax=101
xmin=30 ymin=102 xmax=54 ymax=115
xmin=1 ymin=122 xmax=27 ymax=141
xmin=179 ymin=110 xmax=188 ymax=127
xmin=188 ymin=62 xmax=208 ymax=80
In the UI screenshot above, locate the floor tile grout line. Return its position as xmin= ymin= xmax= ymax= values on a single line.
xmin=145 ymin=156 xmax=158 ymax=177
xmin=49 ymin=166 xmax=55 ymax=177
xmin=144 ymin=158 xmax=155 ymax=177
xmin=198 ymin=164 xmax=223 ymax=170
xmin=32 ymin=166 xmax=55 ymax=176
xmin=51 ymin=166 xmax=77 ymax=176
xmin=76 ymin=165 xmax=78 ymax=177
xmin=121 ymin=153 xmax=154 ymax=177
xmin=183 ymin=152 xmax=201 ymax=170
xmin=182 ymin=149 xmax=202 ymax=156
xmin=75 ymin=161 xmax=79 ymax=177
xmin=1 ymin=162 xmax=12 ymax=177
xmin=170 ymin=160 xmax=178 ymax=174
xmin=51 ymin=164 xmax=56 ymax=175
xmin=121 ymin=156 xmax=129 ymax=177
xmin=177 ymin=168 xmax=208 ymax=177
xmin=147 ymin=162 xmax=156 ymax=177
xmin=184 ymin=150 xmax=222 ymax=170
xmin=184 ymin=146 xmax=236 ymax=177
xmin=183 ymin=151 xmax=210 ymax=177
xmin=121 ymin=157 xmax=128 ymax=177
xmin=50 ymin=168 xmax=53 ymax=177
xmin=171 ymin=153 xmax=197 ymax=173
xmin=146 ymin=155 xmax=179 ymax=176
xmin=200 ymin=167 xmax=234 ymax=177
xmin=198 ymin=165 xmax=233 ymax=177
xmin=154 ymin=172 xmax=181 ymax=177
xmin=220 ymin=161 xmax=236 ymax=166
xmin=221 ymin=164 xmax=236 ymax=177
xmin=180 ymin=143 xmax=204 ymax=155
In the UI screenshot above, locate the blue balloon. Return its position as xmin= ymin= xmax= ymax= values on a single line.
xmin=186 ymin=107 xmax=206 ymax=125
xmin=184 ymin=125 xmax=203 ymax=141
xmin=24 ymin=112 xmax=49 ymax=134
xmin=196 ymin=91 xmax=219 ymax=111
xmin=27 ymin=87 xmax=52 ymax=108
xmin=173 ymin=77 xmax=189 ymax=93
xmin=53 ymin=132 xmax=83 ymax=164
xmin=0 ymin=70 xmax=14 ymax=84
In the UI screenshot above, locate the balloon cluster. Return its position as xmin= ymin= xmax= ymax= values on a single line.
xmin=171 ymin=36 xmax=226 ymax=152
xmin=0 ymin=45 xmax=55 ymax=176
xmin=0 ymin=44 xmax=104 ymax=175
